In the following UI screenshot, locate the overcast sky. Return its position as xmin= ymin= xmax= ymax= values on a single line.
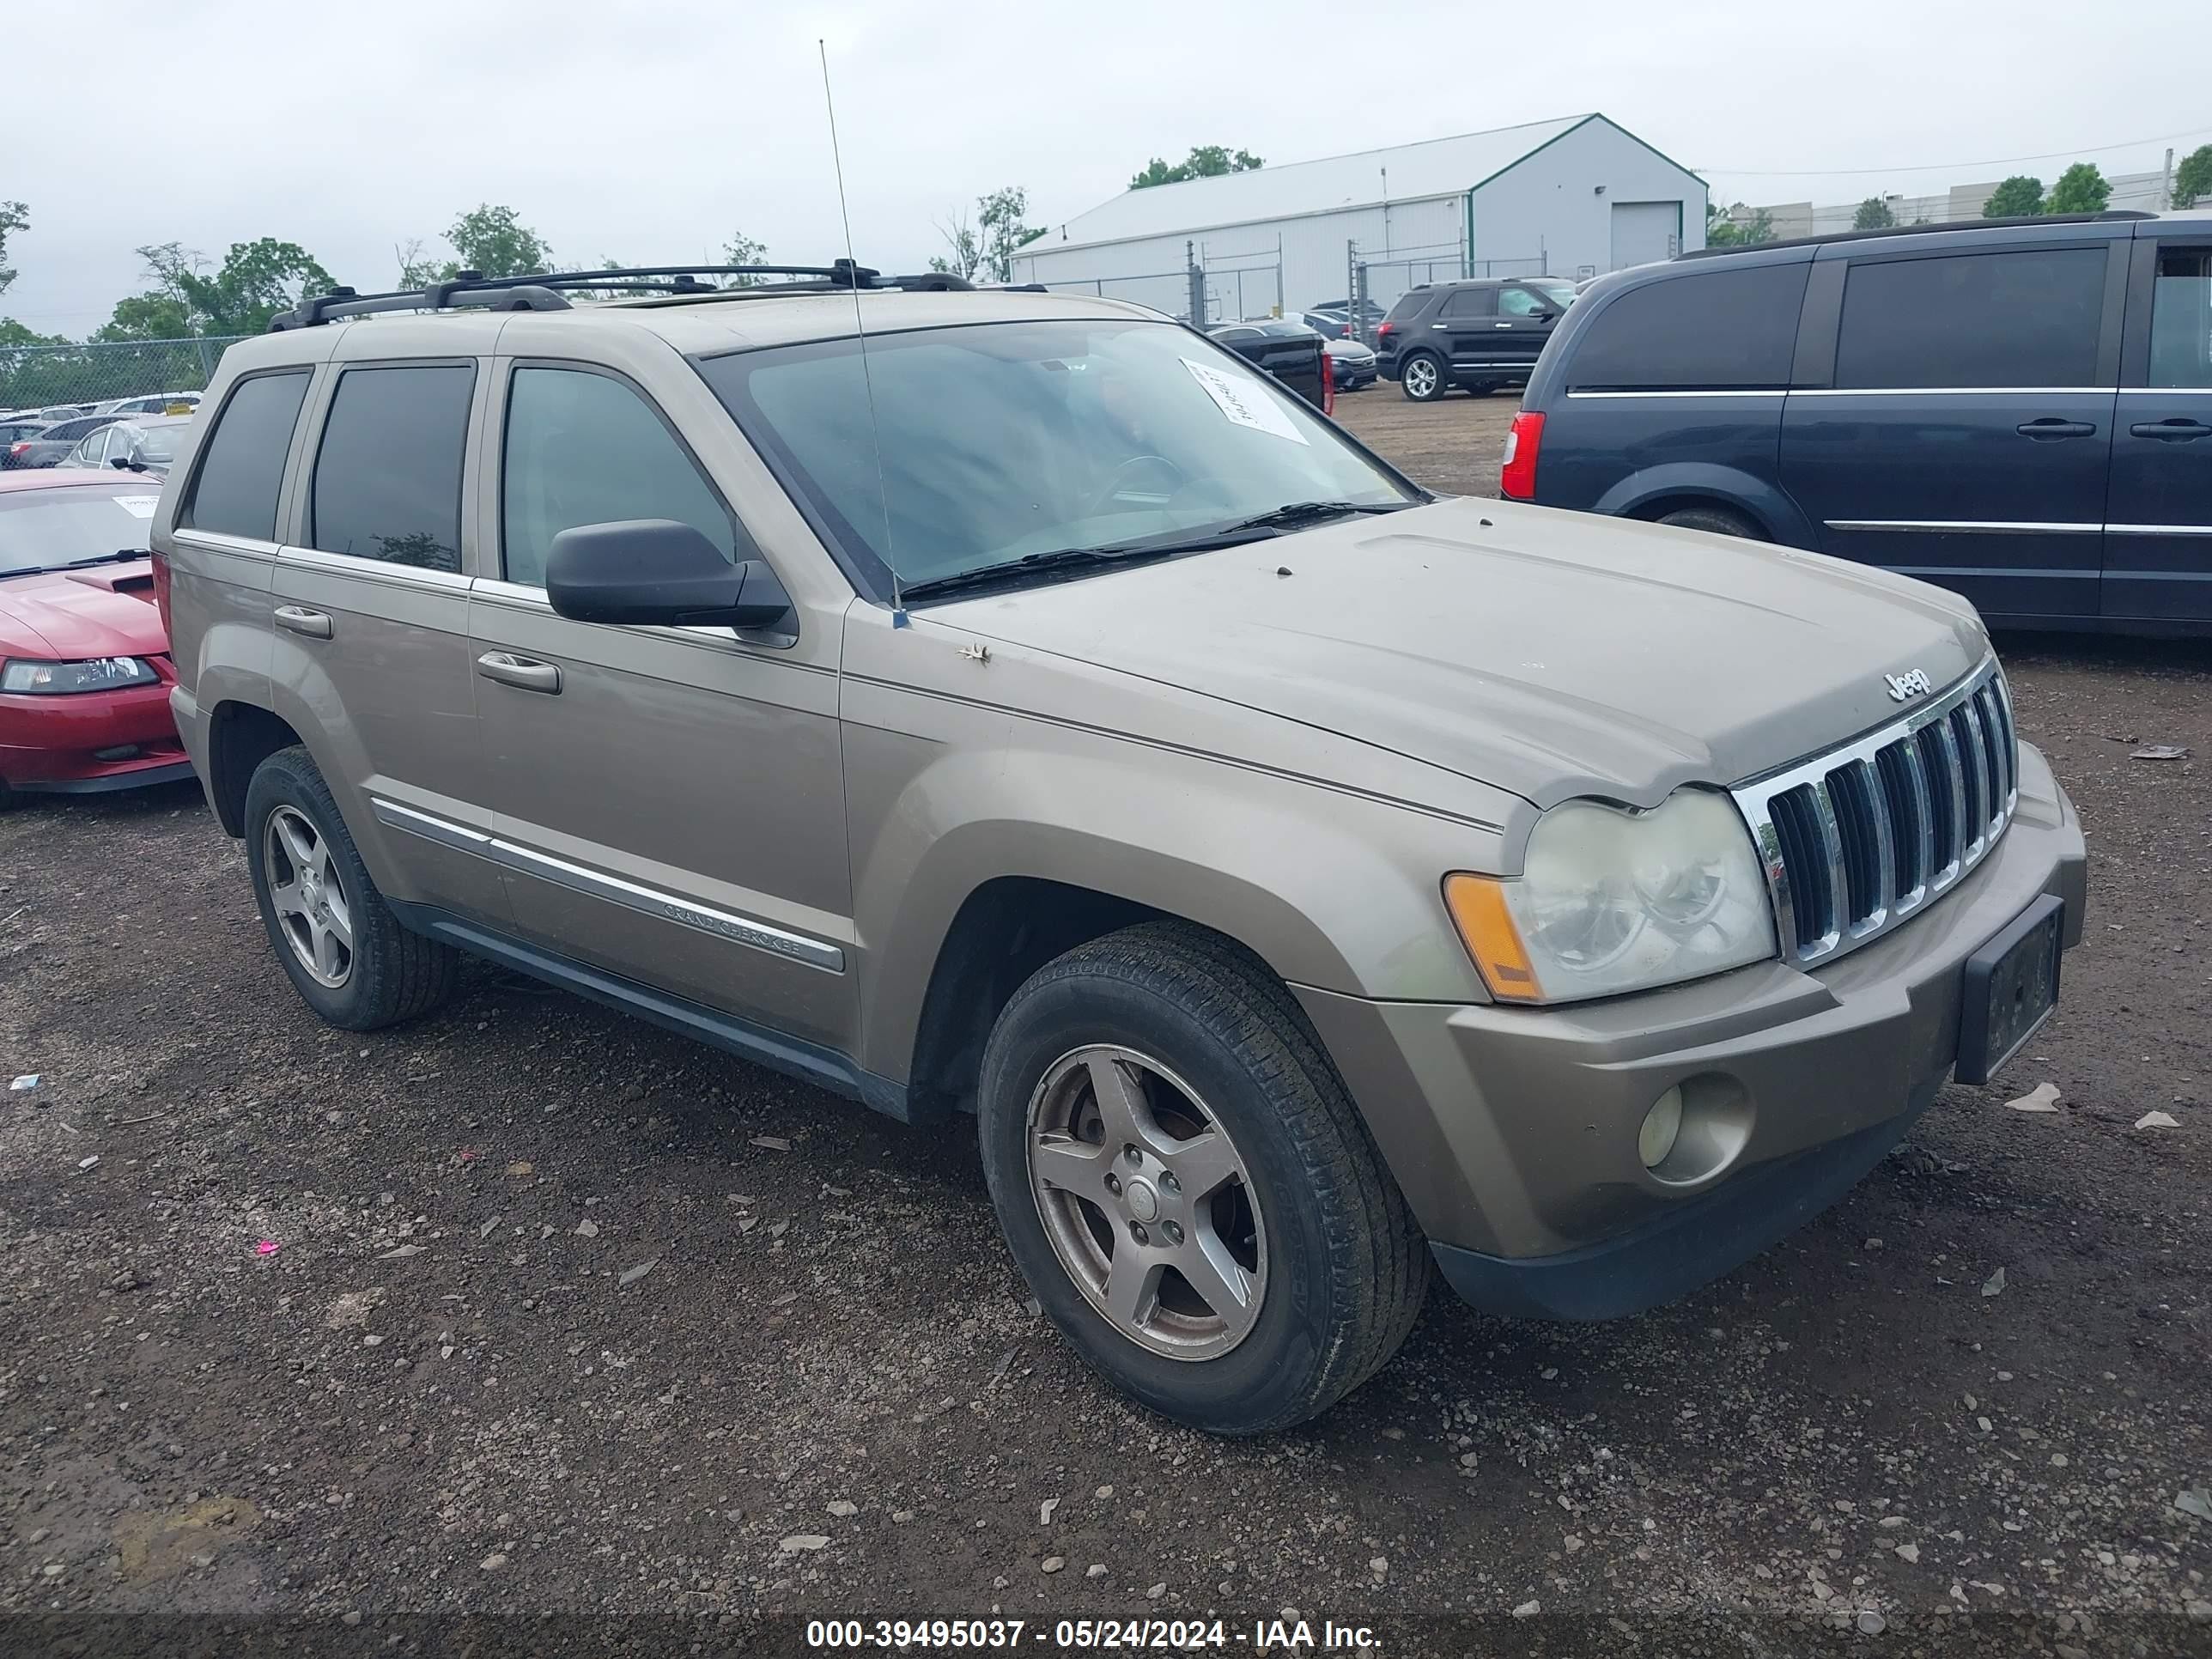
xmin=7 ymin=0 xmax=2207 ymax=334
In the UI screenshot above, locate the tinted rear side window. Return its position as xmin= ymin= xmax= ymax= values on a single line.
xmin=181 ymin=371 xmax=310 ymax=542
xmin=1441 ymin=288 xmax=1496 ymax=319
xmin=1835 ymin=247 xmax=2106 ymax=389
xmin=309 ymin=365 xmax=473 ymax=572
xmin=1382 ymin=289 xmax=1435 ymax=322
xmin=1565 ymin=264 xmax=1808 ymax=390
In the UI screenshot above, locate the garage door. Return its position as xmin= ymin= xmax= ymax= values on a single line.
xmin=1610 ymin=202 xmax=1680 ymax=271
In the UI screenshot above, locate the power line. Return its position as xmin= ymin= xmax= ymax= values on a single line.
xmin=1699 ymin=124 xmax=2212 ymax=179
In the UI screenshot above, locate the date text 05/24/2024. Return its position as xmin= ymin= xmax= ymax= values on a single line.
xmin=805 ymin=1618 xmax=1383 ymax=1651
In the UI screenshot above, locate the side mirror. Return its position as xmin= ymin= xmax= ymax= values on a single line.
xmin=544 ymin=519 xmax=794 ymax=633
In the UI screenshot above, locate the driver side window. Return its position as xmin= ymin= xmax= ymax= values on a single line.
xmin=500 ymin=367 xmax=739 ymax=589
xmin=1498 ymin=286 xmax=1550 ymax=317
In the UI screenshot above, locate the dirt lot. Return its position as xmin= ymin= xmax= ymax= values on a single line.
xmin=3 ymin=398 xmax=2209 ymax=1656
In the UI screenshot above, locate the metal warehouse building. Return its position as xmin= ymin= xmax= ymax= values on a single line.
xmin=1011 ymin=113 xmax=1706 ymax=323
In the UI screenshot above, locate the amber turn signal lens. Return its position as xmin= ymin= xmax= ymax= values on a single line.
xmin=1443 ymin=873 xmax=1542 ymax=1002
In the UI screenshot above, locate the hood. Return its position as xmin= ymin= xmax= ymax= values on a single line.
xmin=0 ymin=561 xmax=167 ymax=661
xmin=938 ymin=497 xmax=1989 ymax=807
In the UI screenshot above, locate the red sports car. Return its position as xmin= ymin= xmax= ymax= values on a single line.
xmin=0 ymin=469 xmax=192 ymax=796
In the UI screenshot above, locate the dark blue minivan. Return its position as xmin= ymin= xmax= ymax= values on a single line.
xmin=1506 ymin=211 xmax=2212 ymax=633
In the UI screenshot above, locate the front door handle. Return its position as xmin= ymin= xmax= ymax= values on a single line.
xmin=476 ymin=652 xmax=562 ymax=695
xmin=2130 ymin=419 xmax=2211 ymax=441
xmin=272 ymin=605 xmax=332 ymax=639
xmin=1493 ymin=322 xmax=1516 ymax=329
xmin=2017 ymin=418 xmax=2097 ymax=440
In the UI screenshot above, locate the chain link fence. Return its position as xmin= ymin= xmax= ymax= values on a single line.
xmin=1025 ymin=270 xmax=1200 ymax=320
xmin=0 ymin=336 xmax=249 ymax=414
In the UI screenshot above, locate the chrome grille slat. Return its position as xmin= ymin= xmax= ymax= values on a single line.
xmin=1731 ymin=659 xmax=2017 ymax=969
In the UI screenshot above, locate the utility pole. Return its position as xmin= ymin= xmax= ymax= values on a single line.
xmin=2161 ymin=147 xmax=2176 ymax=210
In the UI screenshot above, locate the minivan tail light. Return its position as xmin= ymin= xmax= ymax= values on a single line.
xmin=1500 ymin=410 xmax=1545 ymax=501
xmin=150 ymin=548 xmax=173 ymax=642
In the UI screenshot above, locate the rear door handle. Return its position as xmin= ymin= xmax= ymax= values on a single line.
xmin=2016 ymin=418 xmax=2097 ymax=440
xmin=272 ymin=605 xmax=332 ymax=639
xmin=476 ymin=652 xmax=562 ymax=695
xmin=2130 ymin=419 xmax=2211 ymax=441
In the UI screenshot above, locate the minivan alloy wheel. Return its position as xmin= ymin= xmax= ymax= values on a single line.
xmin=263 ymin=804 xmax=354 ymax=988
xmin=1025 ymin=1043 xmax=1267 ymax=1361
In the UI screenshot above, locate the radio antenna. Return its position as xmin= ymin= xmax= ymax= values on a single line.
xmin=819 ymin=39 xmax=904 ymax=623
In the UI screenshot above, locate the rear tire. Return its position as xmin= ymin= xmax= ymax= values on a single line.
xmin=1398 ymin=352 xmax=1448 ymax=402
xmin=1656 ymin=504 xmax=1765 ymax=541
xmin=244 ymin=745 xmax=459 ymax=1030
xmin=976 ymin=921 xmax=1428 ymax=1435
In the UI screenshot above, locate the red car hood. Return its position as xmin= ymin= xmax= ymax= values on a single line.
xmin=0 ymin=562 xmax=167 ymax=659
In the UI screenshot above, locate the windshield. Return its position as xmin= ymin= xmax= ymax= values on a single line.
xmin=0 ymin=483 xmax=161 ymax=576
xmin=698 ymin=319 xmax=1416 ymax=594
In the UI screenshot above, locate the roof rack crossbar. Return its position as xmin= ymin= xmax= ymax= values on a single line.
xmin=1680 ymin=208 xmax=2158 ymax=261
xmin=270 ymin=260 xmax=977 ymax=330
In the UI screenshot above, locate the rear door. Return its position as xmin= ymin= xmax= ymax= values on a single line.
xmin=1778 ymin=234 xmax=2126 ymax=623
xmin=2105 ymin=233 xmax=2212 ymax=623
xmin=268 ymin=353 xmax=511 ymax=926
xmin=1432 ymin=285 xmax=1499 ymax=380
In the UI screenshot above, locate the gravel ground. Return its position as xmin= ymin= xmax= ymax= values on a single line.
xmin=3 ymin=398 xmax=2209 ymax=1656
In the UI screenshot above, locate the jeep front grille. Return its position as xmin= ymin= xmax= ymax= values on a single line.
xmin=1732 ymin=659 xmax=2016 ymax=966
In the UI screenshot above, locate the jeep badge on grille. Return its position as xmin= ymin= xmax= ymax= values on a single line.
xmin=1885 ymin=668 xmax=1934 ymax=702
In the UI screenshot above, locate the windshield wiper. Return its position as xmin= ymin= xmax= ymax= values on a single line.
xmin=59 ymin=550 xmax=151 ymax=569
xmin=1215 ymin=500 xmax=1412 ymax=534
xmin=896 ymin=502 xmax=1412 ymax=606
xmin=898 ymin=544 xmax=1182 ymax=605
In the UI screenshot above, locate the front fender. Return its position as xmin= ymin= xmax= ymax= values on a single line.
xmin=847 ymin=728 xmax=1504 ymax=1086
xmin=1591 ymin=463 xmax=1818 ymax=550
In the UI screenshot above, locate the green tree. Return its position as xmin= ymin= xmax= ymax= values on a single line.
xmin=720 ymin=230 xmax=771 ymax=287
xmin=1705 ymin=203 xmax=1774 ymax=246
xmin=2176 ymin=144 xmax=2212 ymax=210
xmin=445 ymin=204 xmax=553 ymax=278
xmin=94 ymin=291 xmax=195 ymax=342
xmin=1982 ymin=174 xmax=2044 ymax=217
xmin=1129 ymin=146 xmax=1266 ymax=189
xmin=0 ymin=200 xmax=26 ymax=297
xmin=2045 ymin=163 xmax=2111 ymax=215
xmin=140 ymin=238 xmax=337 ymax=336
xmin=1852 ymin=197 xmax=1896 ymax=230
xmin=978 ymin=186 xmax=1041 ymax=283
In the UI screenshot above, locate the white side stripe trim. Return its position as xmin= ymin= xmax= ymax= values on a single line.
xmin=368 ymin=799 xmax=845 ymax=973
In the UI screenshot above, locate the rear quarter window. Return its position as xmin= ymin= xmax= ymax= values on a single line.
xmin=181 ymin=371 xmax=311 ymax=542
xmin=1563 ymin=264 xmax=1809 ymax=391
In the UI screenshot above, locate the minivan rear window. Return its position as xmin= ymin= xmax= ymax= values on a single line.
xmin=1834 ymin=247 xmax=2106 ymax=390
xmin=1564 ymin=263 xmax=1808 ymax=390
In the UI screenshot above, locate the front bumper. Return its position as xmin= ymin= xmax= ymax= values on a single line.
xmin=0 ymin=678 xmax=188 ymax=792
xmin=1296 ymin=740 xmax=2085 ymax=1318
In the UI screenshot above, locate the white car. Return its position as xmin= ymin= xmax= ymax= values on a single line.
xmin=92 ymin=392 xmax=203 ymax=419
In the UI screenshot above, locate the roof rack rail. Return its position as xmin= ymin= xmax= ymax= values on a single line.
xmin=1679 ymin=209 xmax=2157 ymax=261
xmin=269 ymin=261 xmax=975 ymax=331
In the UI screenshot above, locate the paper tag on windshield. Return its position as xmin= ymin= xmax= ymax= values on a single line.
xmin=1180 ymin=358 xmax=1309 ymax=445
xmin=113 ymin=495 xmax=160 ymax=519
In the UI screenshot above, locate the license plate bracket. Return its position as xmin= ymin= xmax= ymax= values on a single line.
xmin=1956 ymin=893 xmax=2064 ymax=1086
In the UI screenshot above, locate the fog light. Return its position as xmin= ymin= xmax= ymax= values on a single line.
xmin=1638 ymin=1086 xmax=1684 ymax=1170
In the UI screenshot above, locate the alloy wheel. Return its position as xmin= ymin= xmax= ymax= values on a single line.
xmin=1403 ymin=357 xmax=1440 ymax=398
xmin=264 ymin=805 xmax=354 ymax=988
xmin=1024 ymin=1044 xmax=1267 ymax=1361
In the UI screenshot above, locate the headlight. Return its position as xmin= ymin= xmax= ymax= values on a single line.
xmin=1445 ymin=789 xmax=1776 ymax=1003
xmin=1 ymin=656 xmax=160 ymax=695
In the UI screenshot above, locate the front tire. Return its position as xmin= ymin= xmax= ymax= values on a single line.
xmin=244 ymin=745 xmax=459 ymax=1030
xmin=976 ymin=921 xmax=1427 ymax=1435
xmin=1398 ymin=352 xmax=1447 ymax=402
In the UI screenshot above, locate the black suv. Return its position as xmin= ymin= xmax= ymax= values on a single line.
xmin=1506 ymin=211 xmax=2212 ymax=634
xmin=1376 ymin=277 xmax=1582 ymax=401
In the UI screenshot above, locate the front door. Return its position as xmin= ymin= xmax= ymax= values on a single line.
xmin=2106 ymin=235 xmax=2212 ymax=623
xmin=1432 ymin=285 xmax=1512 ymax=385
xmin=466 ymin=361 xmax=854 ymax=1050
xmin=1778 ymin=238 xmax=2124 ymax=623
xmin=1492 ymin=282 xmax=1565 ymax=377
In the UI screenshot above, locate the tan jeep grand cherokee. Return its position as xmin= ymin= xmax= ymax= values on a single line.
xmin=152 ymin=263 xmax=2086 ymax=1435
